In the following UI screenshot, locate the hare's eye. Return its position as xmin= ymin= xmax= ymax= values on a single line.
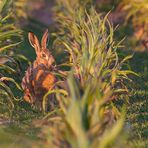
xmin=42 ymin=53 xmax=47 ymax=58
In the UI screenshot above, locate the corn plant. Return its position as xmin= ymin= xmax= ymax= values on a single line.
xmin=118 ymin=0 xmax=148 ymax=26
xmin=39 ymin=73 xmax=128 ymax=147
xmin=0 ymin=0 xmax=22 ymax=52
xmin=117 ymin=0 xmax=148 ymax=50
xmin=53 ymin=1 xmax=136 ymax=104
xmin=0 ymin=0 xmax=28 ymax=115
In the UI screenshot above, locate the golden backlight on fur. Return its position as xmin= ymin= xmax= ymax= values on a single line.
xmin=21 ymin=29 xmax=57 ymax=110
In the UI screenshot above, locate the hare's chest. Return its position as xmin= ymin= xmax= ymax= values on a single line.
xmin=33 ymin=69 xmax=56 ymax=92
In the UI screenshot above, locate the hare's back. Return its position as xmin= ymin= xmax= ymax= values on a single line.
xmin=22 ymin=64 xmax=34 ymax=90
xmin=21 ymin=64 xmax=35 ymax=103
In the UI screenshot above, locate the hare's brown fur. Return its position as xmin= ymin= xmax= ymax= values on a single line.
xmin=21 ymin=29 xmax=57 ymax=110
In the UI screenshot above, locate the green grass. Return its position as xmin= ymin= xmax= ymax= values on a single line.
xmin=126 ymin=52 xmax=148 ymax=147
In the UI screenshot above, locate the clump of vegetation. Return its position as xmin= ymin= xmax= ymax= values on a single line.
xmin=117 ymin=0 xmax=148 ymax=51
xmin=0 ymin=0 xmax=22 ymax=52
xmin=0 ymin=0 xmax=28 ymax=116
xmin=40 ymin=74 xmax=127 ymax=147
xmin=93 ymin=0 xmax=148 ymax=51
xmin=53 ymin=0 xmax=134 ymax=112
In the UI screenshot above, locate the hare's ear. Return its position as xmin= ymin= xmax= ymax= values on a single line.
xmin=28 ymin=32 xmax=40 ymax=53
xmin=41 ymin=29 xmax=49 ymax=49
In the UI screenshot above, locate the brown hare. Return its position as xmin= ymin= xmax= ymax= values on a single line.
xmin=21 ymin=29 xmax=57 ymax=111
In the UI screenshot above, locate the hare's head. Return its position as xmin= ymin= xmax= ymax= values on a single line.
xmin=28 ymin=29 xmax=55 ymax=68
